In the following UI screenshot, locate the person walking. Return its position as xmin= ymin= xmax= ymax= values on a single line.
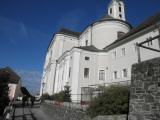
xmin=30 ymin=97 xmax=35 ymax=108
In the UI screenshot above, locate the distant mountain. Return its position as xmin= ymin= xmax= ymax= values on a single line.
xmin=16 ymin=70 xmax=42 ymax=95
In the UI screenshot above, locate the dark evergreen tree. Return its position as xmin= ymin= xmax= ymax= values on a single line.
xmin=64 ymin=85 xmax=71 ymax=102
xmin=0 ymin=70 xmax=9 ymax=115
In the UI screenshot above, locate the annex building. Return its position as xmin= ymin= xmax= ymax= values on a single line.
xmin=40 ymin=0 xmax=160 ymax=102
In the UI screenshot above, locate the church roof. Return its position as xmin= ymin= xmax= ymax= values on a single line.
xmin=75 ymin=45 xmax=104 ymax=52
xmin=91 ymin=14 xmax=132 ymax=29
xmin=100 ymin=15 xmax=114 ymax=21
xmin=57 ymin=28 xmax=81 ymax=37
xmin=104 ymin=12 xmax=160 ymax=51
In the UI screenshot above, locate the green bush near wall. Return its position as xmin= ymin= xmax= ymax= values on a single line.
xmin=42 ymin=85 xmax=71 ymax=102
xmin=87 ymin=85 xmax=130 ymax=118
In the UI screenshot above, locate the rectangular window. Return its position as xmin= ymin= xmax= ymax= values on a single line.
xmin=147 ymin=37 xmax=153 ymax=46
xmin=122 ymin=69 xmax=128 ymax=77
xmin=85 ymin=56 xmax=90 ymax=61
xmin=122 ymin=48 xmax=126 ymax=56
xmin=85 ymin=40 xmax=88 ymax=46
xmin=113 ymin=51 xmax=116 ymax=60
xmin=119 ymin=14 xmax=122 ymax=18
xmin=113 ymin=71 xmax=118 ymax=79
xmin=110 ymin=8 xmax=112 ymax=14
xmin=119 ymin=7 xmax=122 ymax=12
xmin=69 ymin=67 xmax=71 ymax=78
xmin=84 ymin=68 xmax=89 ymax=78
xmin=99 ymin=70 xmax=105 ymax=81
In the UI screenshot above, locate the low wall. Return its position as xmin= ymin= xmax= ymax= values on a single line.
xmin=45 ymin=100 xmax=88 ymax=111
xmin=41 ymin=102 xmax=90 ymax=120
xmin=92 ymin=115 xmax=127 ymax=120
xmin=129 ymin=57 xmax=160 ymax=120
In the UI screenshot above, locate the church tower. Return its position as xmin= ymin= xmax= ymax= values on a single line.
xmin=108 ymin=0 xmax=126 ymax=21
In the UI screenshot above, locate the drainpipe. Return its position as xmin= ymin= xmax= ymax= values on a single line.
xmin=157 ymin=24 xmax=160 ymax=49
xmin=136 ymin=43 xmax=141 ymax=63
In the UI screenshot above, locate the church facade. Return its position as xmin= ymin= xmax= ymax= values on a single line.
xmin=40 ymin=0 xmax=160 ymax=102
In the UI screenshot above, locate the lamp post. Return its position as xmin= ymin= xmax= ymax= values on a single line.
xmin=41 ymin=82 xmax=45 ymax=96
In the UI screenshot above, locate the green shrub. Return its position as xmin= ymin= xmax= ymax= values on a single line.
xmin=42 ymin=85 xmax=71 ymax=102
xmin=87 ymin=85 xmax=130 ymax=118
xmin=53 ymin=85 xmax=71 ymax=102
xmin=41 ymin=93 xmax=51 ymax=101
xmin=53 ymin=91 xmax=65 ymax=102
xmin=63 ymin=85 xmax=71 ymax=102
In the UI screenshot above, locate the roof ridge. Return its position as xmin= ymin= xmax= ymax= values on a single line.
xmin=103 ymin=12 xmax=160 ymax=51
xmin=57 ymin=28 xmax=81 ymax=37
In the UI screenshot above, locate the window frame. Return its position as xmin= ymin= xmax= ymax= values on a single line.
xmin=99 ymin=70 xmax=105 ymax=81
xmin=69 ymin=67 xmax=71 ymax=78
xmin=110 ymin=8 xmax=112 ymax=14
xmin=85 ymin=56 xmax=90 ymax=61
xmin=84 ymin=68 xmax=89 ymax=78
xmin=85 ymin=40 xmax=88 ymax=46
xmin=119 ymin=14 xmax=122 ymax=18
xmin=113 ymin=71 xmax=118 ymax=79
xmin=121 ymin=47 xmax=126 ymax=56
xmin=112 ymin=51 xmax=117 ymax=60
xmin=122 ymin=68 xmax=128 ymax=78
xmin=119 ymin=6 xmax=122 ymax=12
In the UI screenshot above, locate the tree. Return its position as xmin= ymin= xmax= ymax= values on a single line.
xmin=63 ymin=85 xmax=71 ymax=102
xmin=51 ymin=85 xmax=72 ymax=102
xmin=0 ymin=70 xmax=10 ymax=115
xmin=87 ymin=85 xmax=130 ymax=118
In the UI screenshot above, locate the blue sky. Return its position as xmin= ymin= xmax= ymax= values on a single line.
xmin=0 ymin=0 xmax=160 ymax=74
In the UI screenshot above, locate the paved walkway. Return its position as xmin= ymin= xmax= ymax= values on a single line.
xmin=12 ymin=102 xmax=52 ymax=120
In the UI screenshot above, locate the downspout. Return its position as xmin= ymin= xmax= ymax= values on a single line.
xmin=157 ymin=23 xmax=160 ymax=49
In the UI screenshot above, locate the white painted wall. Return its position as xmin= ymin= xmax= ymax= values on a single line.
xmin=106 ymin=26 xmax=160 ymax=83
xmin=92 ymin=21 xmax=130 ymax=49
xmin=78 ymin=51 xmax=98 ymax=88
xmin=41 ymin=34 xmax=78 ymax=95
xmin=79 ymin=27 xmax=92 ymax=47
xmin=70 ymin=49 xmax=81 ymax=102
xmin=40 ymin=0 xmax=160 ymax=103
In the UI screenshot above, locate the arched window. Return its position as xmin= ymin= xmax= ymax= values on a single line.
xmin=119 ymin=6 xmax=122 ymax=12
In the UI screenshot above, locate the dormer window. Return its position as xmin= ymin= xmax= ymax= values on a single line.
xmin=117 ymin=31 xmax=125 ymax=38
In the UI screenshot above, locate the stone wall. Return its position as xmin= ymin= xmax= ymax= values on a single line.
xmin=41 ymin=103 xmax=90 ymax=120
xmin=128 ymin=57 xmax=160 ymax=120
xmin=92 ymin=115 xmax=127 ymax=120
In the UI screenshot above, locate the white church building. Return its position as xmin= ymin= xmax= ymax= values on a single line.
xmin=40 ymin=0 xmax=160 ymax=102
